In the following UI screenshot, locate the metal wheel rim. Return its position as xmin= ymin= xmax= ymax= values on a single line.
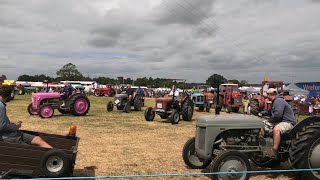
xmin=46 ymin=156 xmax=64 ymax=173
xmin=41 ymin=106 xmax=53 ymax=118
xmin=309 ymin=137 xmax=320 ymax=178
xmin=173 ymin=112 xmax=179 ymax=123
xmin=217 ymin=156 xmax=248 ymax=180
xmin=74 ymin=98 xmax=88 ymax=114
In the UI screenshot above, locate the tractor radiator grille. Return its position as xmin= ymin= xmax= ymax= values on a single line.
xmin=234 ymin=97 xmax=243 ymax=105
xmin=193 ymin=96 xmax=204 ymax=102
xmin=198 ymin=127 xmax=206 ymax=150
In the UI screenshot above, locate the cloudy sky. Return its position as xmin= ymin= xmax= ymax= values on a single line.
xmin=1 ymin=0 xmax=320 ymax=84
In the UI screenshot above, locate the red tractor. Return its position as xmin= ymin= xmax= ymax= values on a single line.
xmin=249 ymin=80 xmax=294 ymax=115
xmin=93 ymin=84 xmax=116 ymax=97
xmin=214 ymin=83 xmax=243 ymax=113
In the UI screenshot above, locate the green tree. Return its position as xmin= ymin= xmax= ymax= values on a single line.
xmin=206 ymin=74 xmax=227 ymax=88
xmin=56 ymin=63 xmax=84 ymax=81
xmin=239 ymin=80 xmax=248 ymax=87
xmin=227 ymin=79 xmax=239 ymax=84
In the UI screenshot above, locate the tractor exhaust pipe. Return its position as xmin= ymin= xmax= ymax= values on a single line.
xmin=215 ymin=84 xmax=220 ymax=115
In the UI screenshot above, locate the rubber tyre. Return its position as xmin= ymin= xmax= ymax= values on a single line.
xmin=289 ymin=120 xmax=320 ymax=180
xmin=27 ymin=103 xmax=38 ymax=115
xmin=144 ymin=107 xmax=155 ymax=121
xmin=39 ymin=104 xmax=54 ymax=118
xmin=182 ymin=137 xmax=212 ymax=169
xmin=40 ymin=149 xmax=72 ymax=178
xmin=106 ymin=101 xmax=114 ymax=112
xmin=160 ymin=113 xmax=169 ymax=119
xmin=206 ymin=103 xmax=210 ymax=112
xmin=225 ymin=104 xmax=232 ymax=113
xmin=69 ymin=94 xmax=90 ymax=116
xmin=117 ymin=105 xmax=125 ymax=110
xmin=124 ymin=103 xmax=131 ymax=113
xmin=198 ymin=106 xmax=205 ymax=111
xmin=170 ymin=110 xmax=180 ymax=124
xmin=210 ymin=151 xmax=251 ymax=180
xmin=18 ymin=86 xmax=26 ymax=95
xmin=133 ymin=98 xmax=142 ymax=111
xmin=182 ymin=100 xmax=193 ymax=121
xmin=249 ymin=100 xmax=259 ymax=116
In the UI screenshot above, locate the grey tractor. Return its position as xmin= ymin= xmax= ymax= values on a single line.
xmin=182 ymin=114 xmax=320 ymax=180
xmin=106 ymin=94 xmax=144 ymax=113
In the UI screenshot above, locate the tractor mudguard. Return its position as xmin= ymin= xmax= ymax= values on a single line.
xmin=288 ymin=116 xmax=320 ymax=139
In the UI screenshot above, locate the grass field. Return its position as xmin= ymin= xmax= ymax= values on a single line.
xmin=6 ymin=95 xmax=293 ymax=180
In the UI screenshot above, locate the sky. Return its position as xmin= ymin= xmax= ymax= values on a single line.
xmin=1 ymin=0 xmax=320 ymax=84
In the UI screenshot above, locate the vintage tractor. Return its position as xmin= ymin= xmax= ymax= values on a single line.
xmin=182 ymin=114 xmax=320 ymax=180
xmin=1 ymin=80 xmax=18 ymax=101
xmin=144 ymin=79 xmax=194 ymax=124
xmin=249 ymin=81 xmax=295 ymax=115
xmin=191 ymin=85 xmax=214 ymax=112
xmin=213 ymin=83 xmax=243 ymax=113
xmin=106 ymin=93 xmax=144 ymax=113
xmin=0 ymin=126 xmax=79 ymax=179
xmin=94 ymin=85 xmax=116 ymax=97
xmin=27 ymin=92 xmax=90 ymax=118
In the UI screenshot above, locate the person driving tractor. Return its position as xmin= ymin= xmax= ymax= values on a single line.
xmin=60 ymin=81 xmax=75 ymax=107
xmin=0 ymin=85 xmax=52 ymax=148
xmin=126 ymin=85 xmax=135 ymax=100
xmin=259 ymin=88 xmax=296 ymax=158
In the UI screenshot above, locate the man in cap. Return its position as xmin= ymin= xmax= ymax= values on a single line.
xmin=259 ymin=88 xmax=296 ymax=158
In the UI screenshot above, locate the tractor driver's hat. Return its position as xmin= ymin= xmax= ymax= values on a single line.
xmin=267 ymin=88 xmax=278 ymax=95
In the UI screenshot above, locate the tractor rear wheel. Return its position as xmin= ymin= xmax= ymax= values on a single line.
xmin=249 ymin=100 xmax=259 ymax=115
xmin=124 ymin=103 xmax=131 ymax=113
xmin=133 ymin=98 xmax=142 ymax=111
xmin=18 ymin=86 xmax=26 ymax=95
xmin=182 ymin=137 xmax=212 ymax=169
xmin=289 ymin=118 xmax=320 ymax=180
xmin=144 ymin=107 xmax=155 ymax=121
xmin=69 ymin=94 xmax=90 ymax=116
xmin=205 ymin=103 xmax=210 ymax=112
xmin=225 ymin=104 xmax=232 ymax=113
xmin=232 ymin=107 xmax=240 ymax=112
xmin=182 ymin=100 xmax=193 ymax=121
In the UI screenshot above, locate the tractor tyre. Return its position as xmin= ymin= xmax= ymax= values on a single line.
xmin=124 ymin=103 xmax=131 ymax=113
xmin=160 ymin=113 xmax=169 ymax=119
xmin=18 ymin=86 xmax=26 ymax=95
xmin=232 ymin=107 xmax=240 ymax=112
xmin=69 ymin=94 xmax=90 ymax=116
xmin=289 ymin=119 xmax=320 ymax=180
xmin=133 ymin=98 xmax=142 ymax=111
xmin=205 ymin=103 xmax=210 ymax=112
xmin=198 ymin=106 xmax=205 ymax=111
xmin=182 ymin=137 xmax=212 ymax=169
xmin=210 ymin=151 xmax=251 ymax=180
xmin=27 ymin=103 xmax=38 ymax=115
xmin=40 ymin=149 xmax=72 ymax=178
xmin=94 ymin=89 xmax=101 ymax=97
xmin=182 ymin=100 xmax=193 ymax=121
xmin=144 ymin=107 xmax=155 ymax=121
xmin=39 ymin=105 xmax=54 ymax=118
xmin=249 ymin=100 xmax=259 ymax=116
xmin=106 ymin=101 xmax=114 ymax=112
xmin=170 ymin=109 xmax=180 ymax=124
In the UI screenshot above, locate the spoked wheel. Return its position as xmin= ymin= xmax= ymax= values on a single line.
xmin=144 ymin=107 xmax=155 ymax=121
xmin=170 ymin=110 xmax=180 ymax=124
xmin=210 ymin=151 xmax=251 ymax=180
xmin=27 ymin=103 xmax=38 ymax=115
xmin=39 ymin=105 xmax=54 ymax=118
xmin=106 ymin=101 xmax=114 ymax=112
xmin=182 ymin=137 xmax=212 ymax=169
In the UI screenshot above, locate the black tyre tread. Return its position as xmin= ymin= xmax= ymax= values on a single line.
xmin=106 ymin=101 xmax=113 ymax=112
xmin=289 ymin=121 xmax=320 ymax=176
xmin=124 ymin=103 xmax=131 ymax=113
xmin=182 ymin=100 xmax=193 ymax=121
xmin=249 ymin=100 xmax=259 ymax=115
xmin=40 ymin=149 xmax=72 ymax=178
xmin=133 ymin=98 xmax=142 ymax=111
xmin=144 ymin=107 xmax=155 ymax=121
xmin=69 ymin=94 xmax=90 ymax=116
xmin=182 ymin=137 xmax=211 ymax=169
xmin=170 ymin=110 xmax=180 ymax=124
xmin=27 ymin=103 xmax=37 ymax=115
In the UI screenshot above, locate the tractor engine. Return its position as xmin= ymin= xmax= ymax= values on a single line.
xmin=219 ymin=129 xmax=261 ymax=148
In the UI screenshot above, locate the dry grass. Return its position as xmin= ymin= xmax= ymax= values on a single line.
xmin=6 ymin=95 xmax=293 ymax=180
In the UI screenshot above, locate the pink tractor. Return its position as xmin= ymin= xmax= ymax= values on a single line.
xmin=27 ymin=92 xmax=90 ymax=118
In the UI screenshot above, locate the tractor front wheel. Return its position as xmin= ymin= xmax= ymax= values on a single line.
xmin=106 ymin=101 xmax=114 ymax=112
xmin=39 ymin=105 xmax=54 ymax=118
xmin=144 ymin=107 xmax=155 ymax=121
xmin=170 ymin=110 xmax=180 ymax=124
xmin=27 ymin=103 xmax=38 ymax=115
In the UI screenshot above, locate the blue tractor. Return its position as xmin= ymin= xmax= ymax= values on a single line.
xmin=191 ymin=92 xmax=213 ymax=112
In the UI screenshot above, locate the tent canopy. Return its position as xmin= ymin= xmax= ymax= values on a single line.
xmin=284 ymin=83 xmax=309 ymax=96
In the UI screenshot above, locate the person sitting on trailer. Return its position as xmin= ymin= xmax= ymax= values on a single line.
xmin=0 ymin=85 xmax=52 ymax=148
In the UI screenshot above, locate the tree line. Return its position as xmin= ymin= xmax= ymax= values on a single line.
xmin=17 ymin=63 xmax=249 ymax=88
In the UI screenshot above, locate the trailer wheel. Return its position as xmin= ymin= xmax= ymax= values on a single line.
xmin=40 ymin=149 xmax=71 ymax=178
